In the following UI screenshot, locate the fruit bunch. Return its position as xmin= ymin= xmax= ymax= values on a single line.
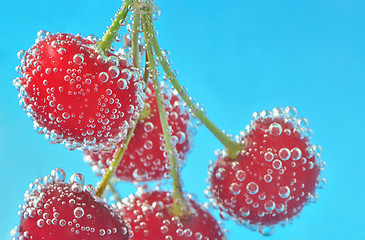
xmin=11 ymin=0 xmax=326 ymax=239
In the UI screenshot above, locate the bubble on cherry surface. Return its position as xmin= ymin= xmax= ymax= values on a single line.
xmin=278 ymin=186 xmax=291 ymax=198
xmin=74 ymin=207 xmax=84 ymax=218
xmin=264 ymin=151 xmax=274 ymax=162
xmin=246 ymin=182 xmax=259 ymax=195
xmin=108 ymin=66 xmax=120 ymax=79
xmin=279 ymin=148 xmax=290 ymax=161
xmin=229 ymin=183 xmax=241 ymax=195
xmin=235 ymin=170 xmax=246 ymax=181
xmin=269 ymin=122 xmax=282 ymax=137
xmin=72 ymin=53 xmax=84 ymax=65
xmin=215 ymin=168 xmax=226 ymax=180
xmin=99 ymin=72 xmax=109 ymax=83
xmin=272 ymin=159 xmax=282 ymax=170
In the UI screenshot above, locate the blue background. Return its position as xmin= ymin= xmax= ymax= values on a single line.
xmin=1 ymin=0 xmax=364 ymax=239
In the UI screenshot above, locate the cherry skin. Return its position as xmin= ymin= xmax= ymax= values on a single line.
xmin=13 ymin=169 xmax=129 ymax=240
xmin=209 ymin=107 xmax=324 ymax=234
xmin=16 ymin=32 xmax=144 ymax=150
xmin=120 ymin=190 xmax=225 ymax=240
xmin=84 ymin=82 xmax=193 ymax=182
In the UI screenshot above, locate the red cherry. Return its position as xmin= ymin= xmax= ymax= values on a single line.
xmin=119 ymin=190 xmax=225 ymax=240
xmin=15 ymin=32 xmax=144 ymax=150
xmin=209 ymin=107 xmax=325 ymax=235
xmin=12 ymin=168 xmax=129 ymax=240
xmin=84 ymin=82 xmax=193 ymax=182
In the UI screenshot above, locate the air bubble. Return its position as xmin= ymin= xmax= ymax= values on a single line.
xmin=269 ymin=123 xmax=282 ymax=137
xmin=176 ymin=131 xmax=186 ymax=144
xmin=99 ymin=72 xmax=109 ymax=83
xmin=97 ymin=55 xmax=107 ymax=64
xmin=258 ymin=226 xmax=275 ymax=236
xmin=117 ymin=79 xmax=128 ymax=90
xmin=239 ymin=207 xmax=250 ymax=217
xmin=215 ymin=168 xmax=226 ymax=180
xmin=45 ymin=68 xmax=52 ymax=74
xmin=161 ymin=225 xmax=168 ymax=234
xmin=59 ymin=219 xmax=66 ymax=227
xmin=305 ymin=147 xmax=315 ymax=158
xmin=279 ymin=148 xmax=290 ymax=161
xmin=74 ymin=207 xmax=84 ymax=218
xmin=51 ymin=40 xmax=60 ymax=48
xmin=144 ymin=122 xmax=154 ymax=133
xmin=246 ymin=182 xmax=259 ymax=195
xmin=73 ymin=54 xmax=84 ymax=65
xmin=57 ymin=48 xmax=66 ymax=55
xmin=285 ymin=106 xmax=298 ymax=117
xmin=272 ymin=160 xmax=282 ymax=170
xmin=108 ymin=66 xmax=120 ymax=79
xmin=51 ymin=168 xmax=65 ymax=182
xmin=264 ymin=152 xmax=274 ymax=162
xmin=84 ymin=184 xmax=96 ymax=195
xmin=260 ymin=110 xmax=272 ymax=119
xmin=235 ymin=170 xmax=246 ymax=181
xmin=70 ymin=173 xmax=84 ymax=186
xmin=62 ymin=112 xmax=70 ymax=119
xmin=298 ymin=118 xmax=309 ymax=128
xmin=317 ymin=178 xmax=327 ymax=189
xmin=37 ymin=219 xmax=45 ymax=228
xmin=37 ymin=30 xmax=49 ymax=40
xmin=291 ymin=148 xmax=302 ymax=160
xmin=17 ymin=50 xmax=26 ymax=59
xmin=264 ymin=174 xmax=272 ymax=183
xmin=276 ymin=203 xmax=285 ymax=213
xmin=229 ymin=183 xmax=241 ymax=195
xmin=132 ymin=169 xmax=148 ymax=181
xmin=264 ymin=200 xmax=276 ymax=211
xmin=278 ymin=186 xmax=290 ymax=198
xmin=144 ymin=140 xmax=153 ymax=150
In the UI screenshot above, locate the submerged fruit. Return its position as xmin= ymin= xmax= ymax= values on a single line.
xmin=84 ymin=82 xmax=194 ymax=182
xmin=12 ymin=168 xmax=129 ymax=240
xmin=120 ymin=190 xmax=225 ymax=240
xmin=209 ymin=107 xmax=325 ymax=235
xmin=15 ymin=31 xmax=144 ymax=151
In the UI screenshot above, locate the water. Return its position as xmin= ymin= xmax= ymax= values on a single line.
xmin=1 ymin=0 xmax=365 ymax=239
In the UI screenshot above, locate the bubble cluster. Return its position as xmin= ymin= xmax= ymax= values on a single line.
xmin=14 ymin=32 xmax=145 ymax=151
xmin=119 ymin=190 xmax=226 ymax=240
xmin=11 ymin=169 xmax=128 ymax=240
xmin=208 ymin=107 xmax=326 ymax=235
xmin=83 ymin=81 xmax=195 ymax=182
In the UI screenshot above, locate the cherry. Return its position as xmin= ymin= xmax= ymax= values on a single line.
xmin=12 ymin=168 xmax=129 ymax=240
xmin=15 ymin=32 xmax=145 ymax=151
xmin=84 ymin=82 xmax=193 ymax=182
xmin=119 ymin=190 xmax=225 ymax=240
xmin=209 ymin=107 xmax=325 ymax=235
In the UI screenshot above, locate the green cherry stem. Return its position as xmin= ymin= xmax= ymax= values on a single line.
xmin=132 ymin=13 xmax=141 ymax=68
xmin=95 ymin=121 xmax=137 ymax=197
xmin=144 ymin=18 xmax=242 ymax=159
xmin=142 ymin=14 xmax=188 ymax=217
xmin=98 ymin=0 xmax=134 ymax=51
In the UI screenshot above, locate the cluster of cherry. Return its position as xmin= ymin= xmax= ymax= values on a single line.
xmin=11 ymin=1 xmax=325 ymax=239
